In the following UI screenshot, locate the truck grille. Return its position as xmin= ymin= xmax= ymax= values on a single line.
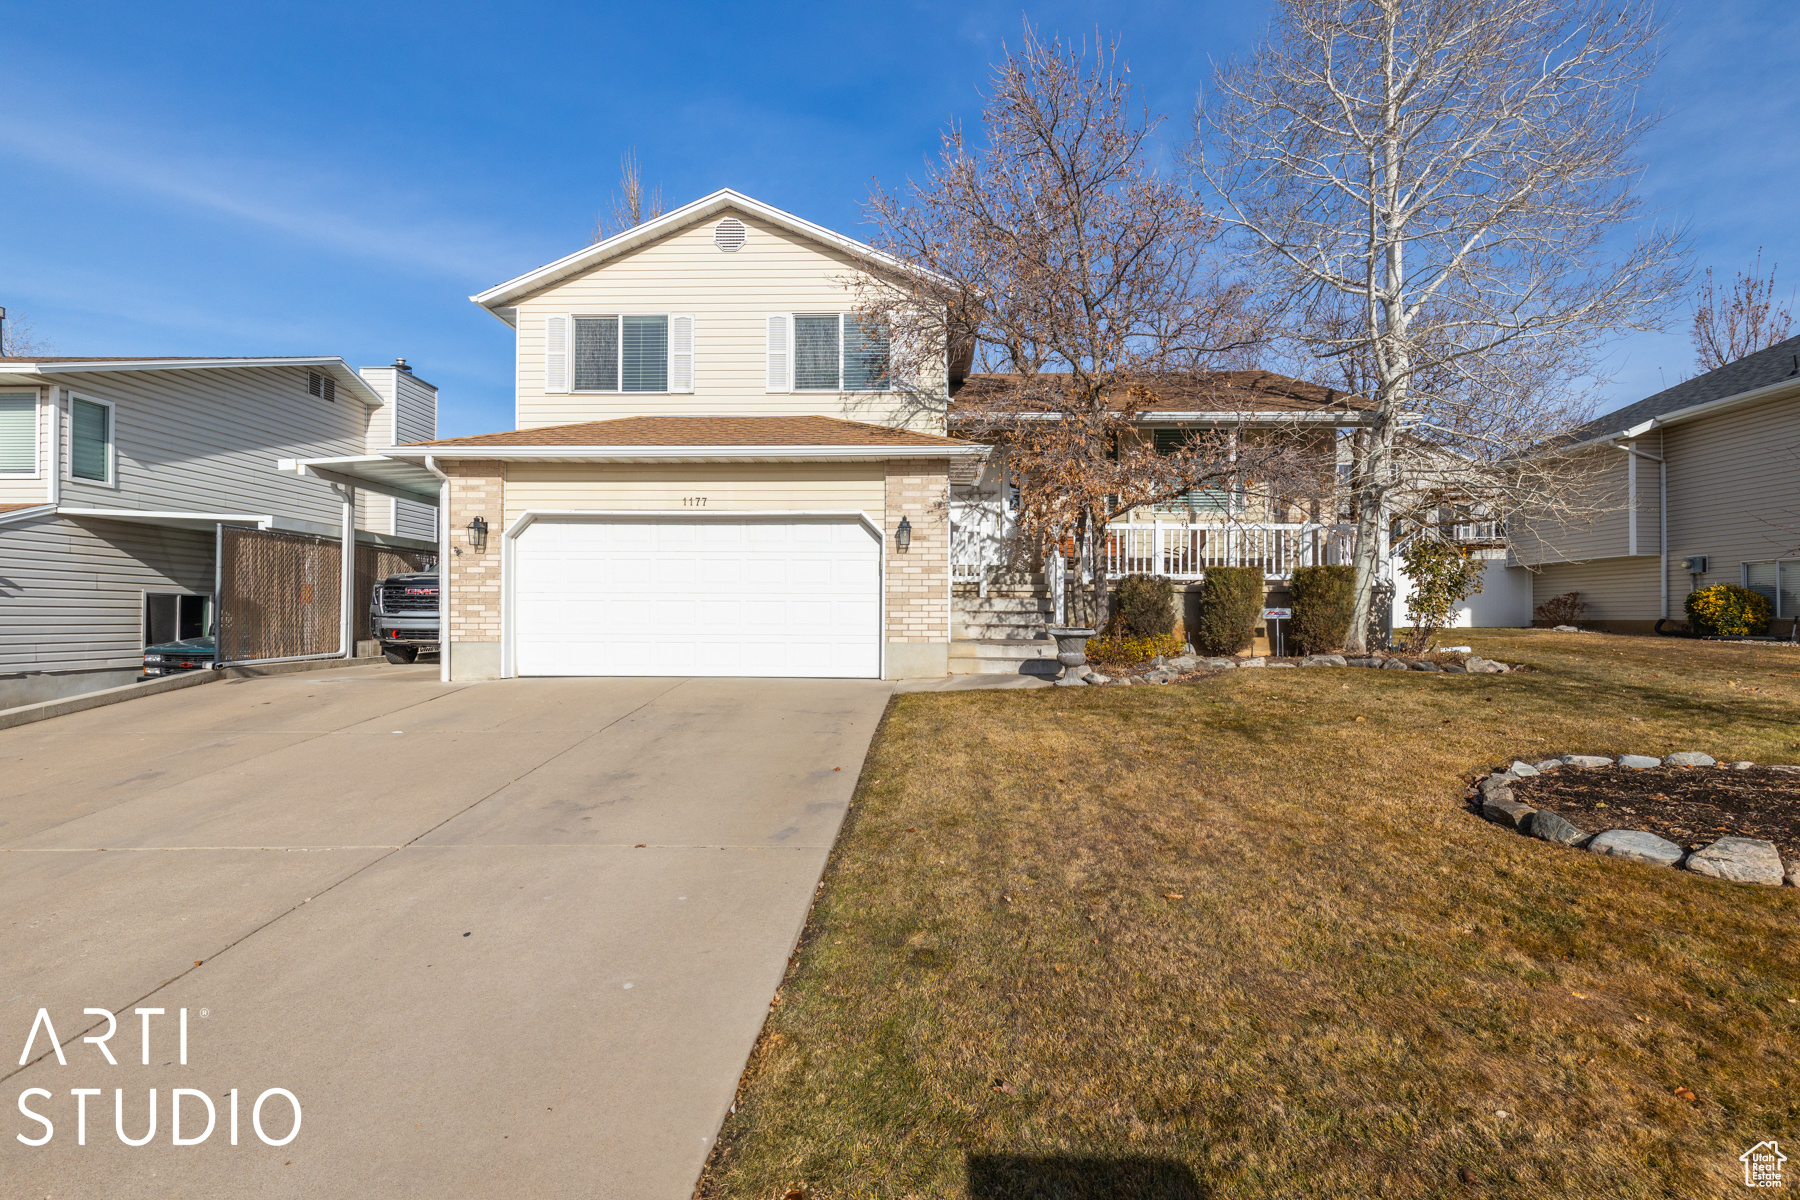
xmin=380 ymin=582 xmax=439 ymax=613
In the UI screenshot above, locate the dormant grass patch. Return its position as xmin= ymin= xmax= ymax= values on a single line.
xmin=699 ymin=630 xmax=1800 ymax=1199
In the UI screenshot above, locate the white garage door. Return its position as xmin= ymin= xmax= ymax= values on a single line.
xmin=512 ymin=516 xmax=881 ymax=678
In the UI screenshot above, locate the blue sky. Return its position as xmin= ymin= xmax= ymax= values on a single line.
xmin=1 ymin=0 xmax=1795 ymax=437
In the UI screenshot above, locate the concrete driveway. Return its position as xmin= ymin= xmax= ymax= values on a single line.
xmin=0 ymin=664 xmax=892 ymax=1198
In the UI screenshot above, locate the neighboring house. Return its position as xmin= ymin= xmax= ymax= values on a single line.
xmin=290 ymin=189 xmax=983 ymax=682
xmin=1511 ymin=334 xmax=1800 ymax=635
xmin=0 ymin=357 xmax=438 ymax=707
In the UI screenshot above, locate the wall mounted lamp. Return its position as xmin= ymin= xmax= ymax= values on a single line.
xmin=466 ymin=516 xmax=489 ymax=551
xmin=895 ymin=515 xmax=912 ymax=552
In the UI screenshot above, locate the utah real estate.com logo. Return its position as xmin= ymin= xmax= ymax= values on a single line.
xmin=1741 ymin=1141 xmax=1786 ymax=1189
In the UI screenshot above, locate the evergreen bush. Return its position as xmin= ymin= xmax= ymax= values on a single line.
xmin=1108 ymin=574 xmax=1176 ymax=639
xmin=1684 ymin=583 xmax=1772 ymax=636
xmin=1192 ymin=566 xmax=1264 ymax=655
xmin=1289 ymin=564 xmax=1357 ymax=654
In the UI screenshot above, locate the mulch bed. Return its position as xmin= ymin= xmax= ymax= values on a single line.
xmin=1511 ymin=766 xmax=1800 ymax=860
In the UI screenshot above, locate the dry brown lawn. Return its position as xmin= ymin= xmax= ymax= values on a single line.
xmin=699 ymin=631 xmax=1800 ymax=1199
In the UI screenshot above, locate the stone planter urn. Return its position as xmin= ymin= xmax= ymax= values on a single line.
xmin=1045 ymin=626 xmax=1098 ymax=679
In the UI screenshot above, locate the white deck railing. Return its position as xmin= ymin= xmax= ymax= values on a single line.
xmin=1100 ymin=521 xmax=1355 ymax=581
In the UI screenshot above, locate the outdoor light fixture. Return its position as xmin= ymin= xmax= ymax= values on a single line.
xmin=466 ymin=515 xmax=488 ymax=551
xmin=896 ymin=516 xmax=912 ymax=552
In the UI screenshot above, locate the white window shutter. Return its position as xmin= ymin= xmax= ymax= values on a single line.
xmin=544 ymin=314 xmax=570 ymax=393
xmin=670 ymin=315 xmax=695 ymax=393
xmin=765 ymin=314 xmax=791 ymax=392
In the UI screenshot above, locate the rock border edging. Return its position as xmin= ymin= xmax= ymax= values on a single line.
xmin=1472 ymin=754 xmax=1800 ymax=888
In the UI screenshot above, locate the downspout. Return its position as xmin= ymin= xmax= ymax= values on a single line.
xmin=1606 ymin=435 xmax=1668 ymax=619
xmin=423 ymin=455 xmax=451 ymax=684
xmin=336 ymin=483 xmax=356 ymax=658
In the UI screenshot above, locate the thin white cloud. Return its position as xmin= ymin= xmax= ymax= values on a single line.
xmin=0 ymin=118 xmax=530 ymax=283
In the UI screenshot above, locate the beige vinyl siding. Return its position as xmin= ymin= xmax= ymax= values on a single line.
xmin=1661 ymin=391 xmax=1800 ymax=608
xmin=0 ymin=512 xmax=213 ymax=674
xmin=53 ymin=367 xmax=373 ymax=528
xmin=511 ymin=209 xmax=945 ymax=433
xmin=356 ymin=365 xmax=440 ymax=540
xmin=501 ymin=462 xmax=885 ymax=528
xmin=1530 ymin=557 xmax=1662 ymax=623
xmin=1510 ymin=445 xmax=1639 ymax=565
xmin=0 ymin=388 xmax=49 ymax=507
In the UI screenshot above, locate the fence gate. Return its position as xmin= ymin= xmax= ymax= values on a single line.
xmin=353 ymin=544 xmax=436 ymax=644
xmin=217 ymin=527 xmax=344 ymax=664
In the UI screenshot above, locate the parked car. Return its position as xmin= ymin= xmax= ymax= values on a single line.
xmin=142 ymin=635 xmax=217 ymax=677
xmin=371 ymin=570 xmax=439 ymax=664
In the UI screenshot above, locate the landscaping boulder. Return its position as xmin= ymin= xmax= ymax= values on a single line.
xmin=1618 ymin=754 xmax=1661 ymax=769
xmin=1269 ymin=663 xmax=1297 ymax=668
xmin=1346 ymin=657 xmax=1382 ymax=668
xmin=1587 ymin=829 xmax=1684 ymax=867
xmin=1465 ymin=656 xmax=1510 ymax=674
xmin=1788 ymin=861 xmax=1800 ymax=887
xmin=1144 ymin=670 xmax=1176 ymax=684
xmin=1552 ymin=624 xmax=1580 ymax=632
xmin=1532 ymin=759 xmax=1563 ymax=772
xmin=1528 ymin=809 xmax=1589 ymax=847
xmin=1482 ymin=794 xmax=1536 ymax=830
xmin=1381 ymin=660 xmax=1410 ymax=671
xmin=1507 ymin=760 xmax=1540 ymax=777
xmin=1684 ymin=837 xmax=1784 ymax=885
xmin=1168 ymin=655 xmax=1199 ymax=672
xmin=1412 ymin=660 xmax=1443 ymax=672
xmin=1560 ymin=755 xmax=1613 ymax=768
xmin=1442 ymin=664 xmax=1468 ymax=673
xmin=1300 ymin=654 xmax=1347 ymax=668
xmin=1663 ymin=751 xmax=1716 ymax=768
xmin=1240 ymin=657 xmax=1266 ymax=668
xmin=1728 ymin=761 xmax=1757 ymax=770
xmin=1198 ymin=657 xmax=1237 ymax=669
xmin=1479 ymin=776 xmax=1516 ymax=800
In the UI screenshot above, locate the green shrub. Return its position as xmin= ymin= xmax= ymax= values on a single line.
xmin=1289 ymin=564 xmax=1356 ymax=654
xmin=1399 ymin=539 xmax=1485 ymax=652
xmin=1685 ymin=583 xmax=1772 ymax=636
xmin=1192 ymin=566 xmax=1265 ymax=655
xmin=1107 ymin=574 xmax=1176 ymax=639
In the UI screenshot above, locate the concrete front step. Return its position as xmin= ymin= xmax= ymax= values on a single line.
xmin=948 ymin=638 xmax=1062 ymax=676
xmin=958 ymin=621 xmax=1049 ymax=641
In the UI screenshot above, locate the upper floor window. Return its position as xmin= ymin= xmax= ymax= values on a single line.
xmin=70 ymin=395 xmax=113 ymax=483
xmin=776 ymin=313 xmax=889 ymax=393
xmin=544 ymin=314 xmax=693 ymax=394
xmin=0 ymin=392 xmax=36 ymax=475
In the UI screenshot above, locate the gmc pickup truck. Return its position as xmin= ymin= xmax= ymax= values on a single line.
xmin=371 ymin=570 xmax=439 ymax=664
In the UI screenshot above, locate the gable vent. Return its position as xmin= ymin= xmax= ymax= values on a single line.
xmin=714 ymin=217 xmax=747 ymax=252
xmin=307 ymin=371 xmax=336 ymax=402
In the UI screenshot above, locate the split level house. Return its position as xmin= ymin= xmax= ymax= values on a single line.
xmin=0 ymin=357 xmax=438 ymax=707
xmin=297 ymin=188 xmax=1423 ymax=681
xmin=1510 ymin=333 xmax=1800 ymax=635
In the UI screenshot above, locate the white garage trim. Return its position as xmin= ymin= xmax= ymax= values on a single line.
xmin=500 ymin=509 xmax=885 ymax=679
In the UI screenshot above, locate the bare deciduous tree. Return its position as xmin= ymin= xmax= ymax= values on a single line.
xmin=1691 ymin=249 xmax=1794 ymax=372
xmin=0 ymin=309 xmax=51 ymax=357
xmin=857 ymin=28 xmax=1310 ymax=626
xmin=1201 ymin=0 xmax=1687 ymax=651
xmin=592 ymin=148 xmax=664 ymax=244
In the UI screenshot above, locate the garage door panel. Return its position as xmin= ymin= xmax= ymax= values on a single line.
xmin=514 ymin=518 xmax=881 ymax=678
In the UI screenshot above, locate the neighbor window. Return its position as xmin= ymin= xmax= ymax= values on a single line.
xmin=1744 ymin=560 xmax=1798 ymax=619
xmin=791 ymin=313 xmax=889 ymax=392
xmin=70 ymin=396 xmax=112 ymax=483
xmin=574 ymin=315 xmax=668 ymax=392
xmin=0 ymin=392 xmax=35 ymax=474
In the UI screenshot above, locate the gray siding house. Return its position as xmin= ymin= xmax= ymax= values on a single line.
xmin=0 ymin=356 xmax=438 ymax=706
xmin=1511 ymin=334 xmax=1800 ymax=634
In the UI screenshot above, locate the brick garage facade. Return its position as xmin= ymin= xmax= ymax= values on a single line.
xmin=883 ymin=458 xmax=951 ymax=677
xmin=445 ymin=460 xmax=504 ymax=677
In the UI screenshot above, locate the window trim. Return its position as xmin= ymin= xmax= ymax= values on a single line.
xmin=567 ymin=313 xmax=684 ymax=395
xmin=790 ymin=311 xmax=891 ymax=394
xmin=0 ymin=389 xmax=41 ymax=478
xmin=67 ymin=392 xmax=116 ymax=487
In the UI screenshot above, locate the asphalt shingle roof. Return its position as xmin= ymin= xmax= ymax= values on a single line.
xmin=409 ymin=414 xmax=962 ymax=449
xmin=1569 ymin=333 xmax=1800 ymax=443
